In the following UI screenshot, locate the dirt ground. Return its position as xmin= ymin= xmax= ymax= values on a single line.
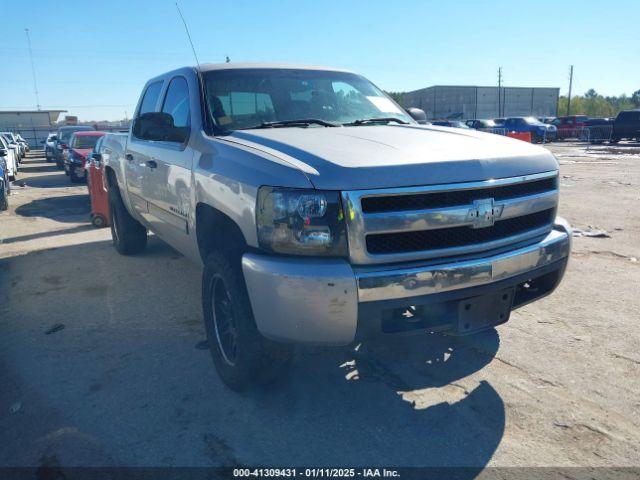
xmin=0 ymin=144 xmax=639 ymax=470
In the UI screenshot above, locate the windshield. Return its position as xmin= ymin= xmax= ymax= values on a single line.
xmin=524 ymin=117 xmax=544 ymax=125
xmin=203 ymin=68 xmax=413 ymax=130
xmin=60 ymin=127 xmax=94 ymax=142
xmin=71 ymin=135 xmax=101 ymax=149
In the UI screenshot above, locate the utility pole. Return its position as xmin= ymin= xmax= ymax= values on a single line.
xmin=24 ymin=28 xmax=41 ymax=111
xmin=567 ymin=65 xmax=573 ymax=116
xmin=498 ymin=67 xmax=502 ymax=117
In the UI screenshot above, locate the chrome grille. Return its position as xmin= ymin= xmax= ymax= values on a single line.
xmin=341 ymin=171 xmax=559 ymax=265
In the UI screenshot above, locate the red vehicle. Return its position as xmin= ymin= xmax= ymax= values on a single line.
xmin=87 ymin=137 xmax=111 ymax=228
xmin=552 ymin=115 xmax=589 ymax=140
xmin=67 ymin=131 xmax=106 ymax=183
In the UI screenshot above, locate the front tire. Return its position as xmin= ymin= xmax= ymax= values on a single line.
xmin=202 ymin=252 xmax=292 ymax=391
xmin=108 ymin=183 xmax=147 ymax=255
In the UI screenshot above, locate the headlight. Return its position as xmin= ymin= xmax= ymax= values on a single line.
xmin=256 ymin=187 xmax=348 ymax=256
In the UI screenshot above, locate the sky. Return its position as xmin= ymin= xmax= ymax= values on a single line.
xmin=1 ymin=0 xmax=638 ymax=121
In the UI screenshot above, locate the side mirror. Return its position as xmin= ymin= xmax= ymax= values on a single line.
xmin=0 ymin=149 xmax=6 ymax=157
xmin=133 ymin=112 xmax=189 ymax=143
xmin=406 ymin=107 xmax=428 ymax=124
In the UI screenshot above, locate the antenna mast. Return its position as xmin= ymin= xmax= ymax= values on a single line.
xmin=175 ymin=1 xmax=216 ymax=134
xmin=175 ymin=2 xmax=201 ymax=69
xmin=25 ymin=28 xmax=41 ymax=110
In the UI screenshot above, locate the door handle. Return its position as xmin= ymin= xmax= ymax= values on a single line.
xmin=146 ymin=160 xmax=158 ymax=169
xmin=125 ymin=153 xmax=134 ymax=161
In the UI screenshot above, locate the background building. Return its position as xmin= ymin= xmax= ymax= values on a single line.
xmin=402 ymin=86 xmax=559 ymax=120
xmin=0 ymin=110 xmax=66 ymax=148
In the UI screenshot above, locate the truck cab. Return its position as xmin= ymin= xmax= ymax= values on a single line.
xmin=104 ymin=63 xmax=571 ymax=390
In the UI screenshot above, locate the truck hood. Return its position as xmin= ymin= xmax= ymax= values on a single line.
xmin=224 ymin=125 xmax=559 ymax=190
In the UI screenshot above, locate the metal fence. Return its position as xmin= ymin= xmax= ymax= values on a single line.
xmin=555 ymin=126 xmax=613 ymax=143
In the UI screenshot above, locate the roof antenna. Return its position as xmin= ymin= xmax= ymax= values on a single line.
xmin=175 ymin=1 xmax=201 ymax=69
xmin=175 ymin=1 xmax=216 ymax=133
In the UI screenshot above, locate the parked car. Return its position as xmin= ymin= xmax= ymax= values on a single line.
xmin=87 ymin=134 xmax=116 ymax=227
xmin=503 ymin=117 xmax=557 ymax=143
xmin=0 ymin=144 xmax=11 ymax=209
xmin=552 ymin=115 xmax=589 ymax=140
xmin=104 ymin=63 xmax=571 ymax=390
xmin=0 ymin=135 xmax=19 ymax=180
xmin=537 ymin=116 xmax=556 ymax=124
xmin=0 ymin=161 xmax=8 ymax=211
xmin=0 ymin=132 xmax=23 ymax=162
xmin=65 ymin=131 xmax=106 ymax=183
xmin=16 ymin=133 xmax=29 ymax=152
xmin=53 ymin=125 xmax=95 ymax=170
xmin=44 ymin=133 xmax=57 ymax=161
xmin=466 ymin=119 xmax=504 ymax=133
xmin=431 ymin=120 xmax=470 ymax=128
xmin=611 ymin=109 xmax=640 ymax=143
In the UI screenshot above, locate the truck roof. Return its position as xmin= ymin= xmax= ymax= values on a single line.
xmin=197 ymin=62 xmax=354 ymax=73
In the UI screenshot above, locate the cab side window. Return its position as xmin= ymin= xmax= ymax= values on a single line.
xmin=162 ymin=77 xmax=191 ymax=129
xmin=138 ymin=81 xmax=163 ymax=116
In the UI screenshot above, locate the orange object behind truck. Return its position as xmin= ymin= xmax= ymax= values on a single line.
xmin=506 ymin=131 xmax=532 ymax=142
xmin=87 ymin=152 xmax=111 ymax=228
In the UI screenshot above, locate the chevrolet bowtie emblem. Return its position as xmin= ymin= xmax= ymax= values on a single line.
xmin=467 ymin=198 xmax=504 ymax=228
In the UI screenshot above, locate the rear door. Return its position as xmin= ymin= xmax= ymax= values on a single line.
xmin=138 ymin=75 xmax=194 ymax=244
xmin=125 ymin=80 xmax=164 ymax=221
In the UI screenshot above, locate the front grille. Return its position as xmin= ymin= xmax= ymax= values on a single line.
xmin=366 ymin=209 xmax=554 ymax=255
xmin=361 ymin=177 xmax=557 ymax=213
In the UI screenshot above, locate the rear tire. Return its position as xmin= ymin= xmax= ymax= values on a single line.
xmin=108 ymin=183 xmax=147 ymax=255
xmin=202 ymin=252 xmax=292 ymax=391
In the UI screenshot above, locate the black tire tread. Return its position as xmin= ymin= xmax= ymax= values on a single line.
xmin=108 ymin=183 xmax=147 ymax=255
xmin=202 ymin=252 xmax=292 ymax=391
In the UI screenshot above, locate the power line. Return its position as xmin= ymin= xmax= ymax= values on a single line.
xmin=24 ymin=28 xmax=40 ymax=110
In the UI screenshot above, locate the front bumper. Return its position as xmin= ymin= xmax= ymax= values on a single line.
xmin=242 ymin=218 xmax=571 ymax=345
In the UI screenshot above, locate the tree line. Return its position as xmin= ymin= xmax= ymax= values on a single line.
xmin=557 ymin=89 xmax=640 ymax=118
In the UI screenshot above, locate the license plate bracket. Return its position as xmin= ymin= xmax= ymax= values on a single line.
xmin=457 ymin=287 xmax=515 ymax=334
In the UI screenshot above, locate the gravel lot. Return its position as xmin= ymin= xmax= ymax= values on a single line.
xmin=1 ymin=144 xmax=639 ymax=470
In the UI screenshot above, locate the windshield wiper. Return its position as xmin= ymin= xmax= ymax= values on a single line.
xmin=245 ymin=119 xmax=339 ymax=129
xmin=345 ymin=117 xmax=410 ymax=126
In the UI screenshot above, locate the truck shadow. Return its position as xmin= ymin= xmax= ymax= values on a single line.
xmin=18 ymin=173 xmax=75 ymax=189
xmin=15 ymin=194 xmax=90 ymax=222
xmin=1 ymin=237 xmax=504 ymax=472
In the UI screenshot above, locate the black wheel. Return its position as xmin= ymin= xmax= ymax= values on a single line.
xmin=108 ymin=183 xmax=147 ymax=255
xmin=202 ymin=252 xmax=292 ymax=391
xmin=91 ymin=214 xmax=106 ymax=228
xmin=70 ymin=171 xmax=81 ymax=183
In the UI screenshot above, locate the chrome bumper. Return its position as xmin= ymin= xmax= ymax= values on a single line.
xmin=242 ymin=219 xmax=571 ymax=345
xmin=357 ymin=224 xmax=571 ymax=302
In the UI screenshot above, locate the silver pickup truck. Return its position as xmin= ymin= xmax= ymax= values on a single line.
xmin=104 ymin=63 xmax=571 ymax=390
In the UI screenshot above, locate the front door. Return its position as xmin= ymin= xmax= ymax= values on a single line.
xmin=138 ymin=75 xmax=194 ymax=246
xmin=125 ymin=80 xmax=165 ymax=222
